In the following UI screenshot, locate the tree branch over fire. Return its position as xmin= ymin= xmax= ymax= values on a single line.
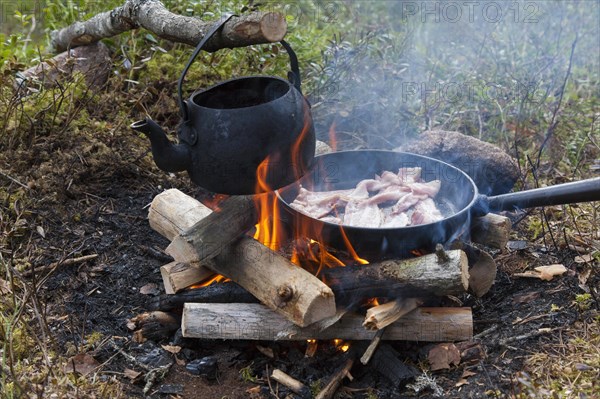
xmin=50 ymin=0 xmax=287 ymax=53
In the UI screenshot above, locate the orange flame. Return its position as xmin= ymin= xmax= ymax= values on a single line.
xmin=339 ymin=226 xmax=369 ymax=265
xmin=251 ymin=98 xmax=369 ymax=282
xmin=188 ymin=274 xmax=229 ymax=289
xmin=252 ymin=158 xmax=283 ymax=250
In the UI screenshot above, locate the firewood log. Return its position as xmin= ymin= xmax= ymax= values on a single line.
xmin=182 ymin=303 xmax=473 ymax=342
xmin=322 ymin=249 xmax=469 ymax=301
xmin=470 ymin=213 xmax=511 ymax=249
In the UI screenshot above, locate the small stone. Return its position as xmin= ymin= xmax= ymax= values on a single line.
xmin=158 ymin=384 xmax=184 ymax=394
xmin=186 ymin=356 xmax=218 ymax=379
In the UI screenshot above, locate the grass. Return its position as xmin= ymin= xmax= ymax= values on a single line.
xmin=517 ymin=316 xmax=600 ymax=397
xmin=0 ymin=0 xmax=598 ymax=398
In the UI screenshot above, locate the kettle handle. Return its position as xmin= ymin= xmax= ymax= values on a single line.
xmin=177 ymin=14 xmax=303 ymax=121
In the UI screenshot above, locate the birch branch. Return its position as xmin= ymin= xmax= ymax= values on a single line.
xmin=50 ymin=0 xmax=287 ymax=52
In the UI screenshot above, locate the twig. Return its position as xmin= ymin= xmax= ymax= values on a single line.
xmin=271 ymin=369 xmax=311 ymax=398
xmin=315 ymin=358 xmax=354 ymax=399
xmin=23 ymin=254 xmax=98 ymax=277
xmin=535 ymin=34 xmax=578 ymax=169
xmin=498 ymin=327 xmax=560 ymax=347
xmin=360 ymin=329 xmax=385 ymax=365
xmin=0 ymin=169 xmax=29 ymax=190
xmin=526 ymin=154 xmax=558 ymax=251
xmin=473 ymin=324 xmax=499 ymax=340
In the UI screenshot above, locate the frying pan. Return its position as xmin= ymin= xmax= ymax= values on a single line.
xmin=276 ymin=150 xmax=600 ymax=257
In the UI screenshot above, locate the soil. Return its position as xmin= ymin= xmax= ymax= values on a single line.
xmin=2 ymin=94 xmax=598 ymax=398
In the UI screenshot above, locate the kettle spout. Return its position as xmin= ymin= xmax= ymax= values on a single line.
xmin=131 ymin=118 xmax=190 ymax=173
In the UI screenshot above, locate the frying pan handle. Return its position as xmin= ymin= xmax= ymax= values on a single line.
xmin=482 ymin=177 xmax=600 ymax=213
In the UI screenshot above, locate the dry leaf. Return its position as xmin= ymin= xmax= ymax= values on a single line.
xmin=246 ymin=386 xmax=262 ymax=399
xmin=455 ymin=378 xmax=469 ymax=387
xmin=0 ymin=278 xmax=11 ymax=295
xmin=36 ymin=225 xmax=45 ymax=238
xmin=514 ymin=264 xmax=567 ymax=281
xmin=124 ymin=368 xmax=142 ymax=380
xmin=428 ymin=343 xmax=461 ymax=371
xmin=574 ymin=254 xmax=593 ymax=263
xmin=139 ymin=283 xmax=159 ymax=296
xmin=535 ymin=264 xmax=567 ymax=281
xmin=126 ymin=320 xmax=137 ymax=331
xmin=578 ymin=265 xmax=592 ymax=287
xmin=462 ymin=370 xmax=477 ymax=378
xmin=161 ymin=344 xmax=181 ymax=354
xmin=64 ymin=353 xmax=100 ymax=376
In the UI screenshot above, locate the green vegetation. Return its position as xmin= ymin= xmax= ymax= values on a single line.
xmin=0 ymin=1 xmax=598 ymax=398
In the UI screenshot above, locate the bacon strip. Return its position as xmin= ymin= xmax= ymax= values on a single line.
xmin=289 ymin=168 xmax=445 ymax=228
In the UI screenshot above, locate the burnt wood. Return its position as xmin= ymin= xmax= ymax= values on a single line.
xmin=147 ymin=282 xmax=258 ymax=311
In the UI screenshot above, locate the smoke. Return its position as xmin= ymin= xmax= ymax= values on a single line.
xmin=290 ymin=0 xmax=599 ymax=151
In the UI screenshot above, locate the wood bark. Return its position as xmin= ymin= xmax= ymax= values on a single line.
xmin=50 ymin=0 xmax=287 ymax=53
xmin=322 ymin=250 xmax=469 ymax=302
xmin=470 ymin=213 xmax=511 ymax=249
xmin=182 ymin=303 xmax=473 ymax=341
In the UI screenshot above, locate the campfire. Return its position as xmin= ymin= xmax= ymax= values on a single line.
xmin=131 ymin=119 xmax=599 ymax=397
xmin=130 ymin=128 xmax=524 ymax=395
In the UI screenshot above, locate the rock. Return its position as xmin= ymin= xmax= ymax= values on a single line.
xmin=186 ymin=356 xmax=218 ymax=379
xmin=398 ymin=130 xmax=519 ymax=195
xmin=16 ymin=42 xmax=112 ymax=91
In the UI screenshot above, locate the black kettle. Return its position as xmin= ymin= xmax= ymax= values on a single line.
xmin=131 ymin=15 xmax=315 ymax=195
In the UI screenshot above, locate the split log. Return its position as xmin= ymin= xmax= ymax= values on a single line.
xmin=160 ymin=261 xmax=207 ymax=294
xmin=51 ymin=0 xmax=287 ymax=53
xmin=470 ymin=213 xmax=511 ymax=250
xmin=151 ymin=189 xmax=335 ymax=327
xmin=149 ymin=188 xmax=213 ymax=242
xmin=147 ymin=282 xmax=258 ymax=311
xmin=207 ymin=237 xmax=336 ymax=326
xmin=165 ymin=195 xmax=257 ymax=264
xmin=182 ymin=303 xmax=473 ymax=342
xmin=322 ymin=250 xmax=470 ymax=302
xmin=363 ymin=298 xmax=422 ymax=330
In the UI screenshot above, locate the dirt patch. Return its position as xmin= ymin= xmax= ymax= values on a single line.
xmin=0 ymin=86 xmax=597 ymax=398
